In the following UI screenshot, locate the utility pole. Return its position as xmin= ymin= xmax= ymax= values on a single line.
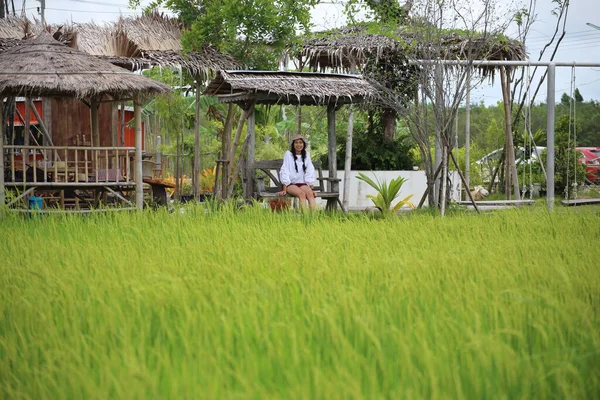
xmin=37 ymin=0 xmax=45 ymax=24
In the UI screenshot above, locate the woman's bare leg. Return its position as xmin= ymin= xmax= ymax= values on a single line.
xmin=299 ymin=185 xmax=316 ymax=210
xmin=286 ymin=185 xmax=307 ymax=209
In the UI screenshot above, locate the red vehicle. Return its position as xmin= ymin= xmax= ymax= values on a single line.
xmin=576 ymin=147 xmax=600 ymax=183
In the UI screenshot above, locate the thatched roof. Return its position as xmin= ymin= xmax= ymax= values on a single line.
xmin=298 ymin=25 xmax=527 ymax=73
xmin=74 ymin=14 xmax=243 ymax=78
xmin=204 ymin=70 xmax=376 ymax=106
xmin=0 ymin=32 xmax=170 ymax=99
xmin=0 ymin=16 xmax=32 ymax=40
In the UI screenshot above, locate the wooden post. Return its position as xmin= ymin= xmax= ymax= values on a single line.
xmin=500 ymin=66 xmax=521 ymax=200
xmin=0 ymin=99 xmax=4 ymax=206
xmin=193 ymin=78 xmax=201 ymax=200
xmin=28 ymin=99 xmax=53 ymax=146
xmin=327 ymin=104 xmax=338 ymax=194
xmin=134 ymin=99 xmax=143 ymax=210
xmin=42 ymin=98 xmax=52 ymax=146
xmin=440 ymin=145 xmax=448 ymax=216
xmin=24 ymin=97 xmax=30 ymax=147
xmin=244 ymin=102 xmax=256 ymax=199
xmin=342 ymin=105 xmax=354 ymax=212
xmin=220 ymin=104 xmax=234 ymax=200
xmin=111 ymin=102 xmax=118 ymax=146
xmin=91 ymin=98 xmax=100 ymax=147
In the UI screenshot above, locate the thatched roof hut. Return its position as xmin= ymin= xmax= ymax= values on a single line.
xmin=0 ymin=32 xmax=170 ymax=99
xmin=73 ymin=13 xmax=243 ymax=78
xmin=204 ymin=70 xmax=376 ymax=106
xmin=297 ymin=25 xmax=527 ymax=74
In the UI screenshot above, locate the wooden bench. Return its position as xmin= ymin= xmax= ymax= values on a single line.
xmin=252 ymin=159 xmax=342 ymax=211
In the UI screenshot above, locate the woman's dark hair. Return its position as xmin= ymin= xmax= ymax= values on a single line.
xmin=290 ymin=140 xmax=307 ymax=173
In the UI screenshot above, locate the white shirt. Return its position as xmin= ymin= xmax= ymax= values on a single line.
xmin=280 ymin=150 xmax=316 ymax=186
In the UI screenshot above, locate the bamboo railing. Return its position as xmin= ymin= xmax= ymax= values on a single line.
xmin=3 ymin=145 xmax=136 ymax=186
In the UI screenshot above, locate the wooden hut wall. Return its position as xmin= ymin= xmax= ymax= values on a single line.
xmin=47 ymin=99 xmax=143 ymax=149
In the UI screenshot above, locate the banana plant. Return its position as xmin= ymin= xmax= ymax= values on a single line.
xmin=356 ymin=172 xmax=415 ymax=217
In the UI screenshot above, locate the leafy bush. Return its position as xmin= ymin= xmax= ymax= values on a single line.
xmin=321 ymin=112 xmax=418 ymax=170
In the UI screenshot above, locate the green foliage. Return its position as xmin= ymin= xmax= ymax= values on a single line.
xmin=322 ymin=111 xmax=418 ymax=171
xmin=356 ymin=172 xmax=415 ymax=216
xmin=136 ymin=0 xmax=317 ymax=70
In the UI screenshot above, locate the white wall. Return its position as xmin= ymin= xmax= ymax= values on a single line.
xmin=320 ymin=170 xmax=463 ymax=211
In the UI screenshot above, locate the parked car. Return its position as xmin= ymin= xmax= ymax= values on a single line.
xmin=576 ymin=147 xmax=600 ymax=183
xmin=475 ymin=146 xmax=546 ymax=183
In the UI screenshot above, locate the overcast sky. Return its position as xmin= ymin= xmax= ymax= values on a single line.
xmin=19 ymin=0 xmax=600 ymax=104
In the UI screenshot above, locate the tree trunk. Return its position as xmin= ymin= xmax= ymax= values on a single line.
xmin=500 ymin=66 xmax=521 ymax=200
xmin=382 ymin=108 xmax=397 ymax=142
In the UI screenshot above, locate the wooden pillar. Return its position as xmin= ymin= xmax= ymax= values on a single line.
xmin=134 ymin=99 xmax=143 ymax=210
xmin=193 ymin=78 xmax=201 ymax=200
xmin=0 ymin=99 xmax=5 ymax=206
xmin=24 ymin=97 xmax=30 ymax=147
xmin=42 ymin=98 xmax=52 ymax=146
xmin=244 ymin=103 xmax=256 ymax=198
xmin=111 ymin=102 xmax=118 ymax=147
xmin=500 ymin=66 xmax=520 ymax=200
xmin=91 ymin=98 xmax=100 ymax=147
xmin=342 ymin=105 xmax=354 ymax=212
xmin=327 ymin=104 xmax=338 ymax=193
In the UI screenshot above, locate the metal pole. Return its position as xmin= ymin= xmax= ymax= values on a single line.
xmin=546 ymin=63 xmax=556 ymax=211
xmin=434 ymin=63 xmax=443 ymax=206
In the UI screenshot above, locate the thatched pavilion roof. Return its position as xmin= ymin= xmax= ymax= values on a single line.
xmin=73 ymin=13 xmax=243 ymax=78
xmin=298 ymin=25 xmax=527 ymax=74
xmin=204 ymin=70 xmax=376 ymax=106
xmin=0 ymin=32 xmax=170 ymax=99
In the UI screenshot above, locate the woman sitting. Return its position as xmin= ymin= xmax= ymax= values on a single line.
xmin=277 ymin=134 xmax=317 ymax=210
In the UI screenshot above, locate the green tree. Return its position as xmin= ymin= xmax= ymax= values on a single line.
xmin=574 ymin=88 xmax=583 ymax=103
xmin=133 ymin=0 xmax=318 ymax=70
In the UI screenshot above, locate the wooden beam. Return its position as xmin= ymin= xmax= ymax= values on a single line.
xmin=193 ymin=78 xmax=201 ymax=200
xmin=244 ymin=102 xmax=256 ymax=198
xmin=24 ymin=97 xmax=30 ymax=147
xmin=91 ymin=98 xmax=100 ymax=147
xmin=0 ymin=99 xmax=4 ymax=206
xmin=28 ymin=99 xmax=53 ymax=146
xmin=327 ymin=104 xmax=338 ymax=194
xmin=42 ymin=98 xmax=52 ymax=146
xmin=134 ymin=99 xmax=143 ymax=210
xmin=111 ymin=102 xmax=118 ymax=146
xmin=342 ymin=105 xmax=354 ymax=212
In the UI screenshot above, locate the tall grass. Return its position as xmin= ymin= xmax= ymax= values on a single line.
xmin=1 ymin=205 xmax=599 ymax=399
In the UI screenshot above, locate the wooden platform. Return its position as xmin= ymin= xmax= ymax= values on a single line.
xmin=457 ymin=199 xmax=535 ymax=207
xmin=561 ymin=198 xmax=600 ymax=206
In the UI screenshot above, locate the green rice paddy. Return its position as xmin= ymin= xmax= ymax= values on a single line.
xmin=1 ymin=205 xmax=599 ymax=399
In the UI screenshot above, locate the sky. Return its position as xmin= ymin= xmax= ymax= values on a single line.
xmin=16 ymin=0 xmax=600 ymax=104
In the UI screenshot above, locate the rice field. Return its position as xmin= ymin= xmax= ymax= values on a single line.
xmin=1 ymin=205 xmax=599 ymax=399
